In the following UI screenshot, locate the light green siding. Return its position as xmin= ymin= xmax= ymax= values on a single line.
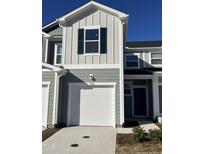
xmin=47 ymin=27 xmax=63 ymax=36
xmin=59 ymin=68 xmax=121 ymax=126
xmin=42 ymin=71 xmax=56 ymax=127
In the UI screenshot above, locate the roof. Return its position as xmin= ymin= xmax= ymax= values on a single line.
xmin=42 ymin=62 xmax=62 ymax=71
xmin=124 ymin=68 xmax=162 ymax=75
xmin=43 ymin=0 xmax=128 ymax=31
xmin=126 ymin=41 xmax=162 ymax=48
xmin=42 ymin=20 xmax=59 ymax=33
xmin=59 ymin=1 xmax=128 ymax=23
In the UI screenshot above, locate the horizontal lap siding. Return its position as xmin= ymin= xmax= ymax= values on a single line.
xmin=42 ymin=71 xmax=56 ymax=126
xmin=47 ymin=27 xmax=63 ymax=36
xmin=42 ymin=36 xmax=46 ymax=62
xmin=60 ymin=69 xmax=120 ymax=125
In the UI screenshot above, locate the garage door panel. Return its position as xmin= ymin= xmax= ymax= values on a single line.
xmin=70 ymin=84 xmax=115 ymax=126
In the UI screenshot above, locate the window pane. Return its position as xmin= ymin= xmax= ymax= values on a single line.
xmin=126 ymin=62 xmax=139 ymax=67
xmin=151 ymin=53 xmax=162 ymax=58
xmin=124 ymin=89 xmax=131 ymax=95
xmin=57 ymin=45 xmax=62 ymax=54
xmin=56 ymin=55 xmax=62 ymax=64
xmin=85 ymin=42 xmax=98 ymax=53
xmin=126 ymin=55 xmax=138 ymax=61
xmin=151 ymin=59 xmax=162 ymax=64
xmin=86 ymin=29 xmax=99 ymax=40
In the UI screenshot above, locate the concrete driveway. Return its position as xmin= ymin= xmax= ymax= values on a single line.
xmin=42 ymin=126 xmax=116 ymax=154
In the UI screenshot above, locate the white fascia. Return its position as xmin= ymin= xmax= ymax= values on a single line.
xmin=42 ymin=62 xmax=62 ymax=72
xmin=42 ymin=20 xmax=58 ymax=30
xmin=63 ymin=64 xmax=120 ymax=69
xmin=58 ymin=1 xmax=128 ymax=23
xmin=42 ymin=32 xmax=50 ymax=38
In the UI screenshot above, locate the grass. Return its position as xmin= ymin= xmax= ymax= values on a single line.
xmin=116 ymin=134 xmax=162 ymax=154
xmin=42 ymin=128 xmax=61 ymax=142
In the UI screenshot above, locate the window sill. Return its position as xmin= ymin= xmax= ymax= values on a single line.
xmin=83 ymin=53 xmax=101 ymax=56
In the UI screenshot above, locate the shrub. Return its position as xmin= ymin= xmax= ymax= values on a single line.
xmin=148 ymin=129 xmax=162 ymax=141
xmin=132 ymin=127 xmax=148 ymax=142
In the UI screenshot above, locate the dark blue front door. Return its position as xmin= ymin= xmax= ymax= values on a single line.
xmin=133 ymin=88 xmax=147 ymax=116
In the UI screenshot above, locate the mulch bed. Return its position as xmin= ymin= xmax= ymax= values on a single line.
xmin=116 ymin=134 xmax=162 ymax=154
xmin=42 ymin=128 xmax=61 ymax=142
xmin=155 ymin=123 xmax=162 ymax=129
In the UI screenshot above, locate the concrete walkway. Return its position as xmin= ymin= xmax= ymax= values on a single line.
xmin=138 ymin=120 xmax=160 ymax=132
xmin=42 ymin=126 xmax=116 ymax=154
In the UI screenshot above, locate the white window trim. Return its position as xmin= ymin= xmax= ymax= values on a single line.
xmin=54 ymin=43 xmax=63 ymax=66
xmin=83 ymin=26 xmax=101 ymax=55
xmin=150 ymin=52 xmax=162 ymax=67
xmin=124 ymin=53 xmax=140 ymax=69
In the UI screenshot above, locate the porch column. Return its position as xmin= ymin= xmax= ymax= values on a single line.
xmin=152 ymin=76 xmax=160 ymax=118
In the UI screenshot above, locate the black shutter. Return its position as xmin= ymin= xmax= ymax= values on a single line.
xmin=78 ymin=29 xmax=84 ymax=54
xmin=100 ymin=28 xmax=107 ymax=54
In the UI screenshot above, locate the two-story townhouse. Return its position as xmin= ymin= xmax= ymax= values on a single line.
xmin=42 ymin=1 xmax=162 ymax=129
xmin=124 ymin=41 xmax=162 ymax=124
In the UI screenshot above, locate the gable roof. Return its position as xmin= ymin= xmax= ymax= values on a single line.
xmin=42 ymin=20 xmax=59 ymax=33
xmin=43 ymin=0 xmax=128 ymax=31
xmin=59 ymin=1 xmax=128 ymax=23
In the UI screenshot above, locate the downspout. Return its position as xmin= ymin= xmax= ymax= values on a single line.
xmin=53 ymin=20 xmax=67 ymax=126
xmin=119 ymin=17 xmax=128 ymax=126
xmin=54 ymin=68 xmax=67 ymax=127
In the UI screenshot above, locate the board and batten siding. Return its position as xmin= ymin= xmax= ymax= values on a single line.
xmin=64 ymin=9 xmax=120 ymax=65
xmin=42 ymin=71 xmax=56 ymax=127
xmin=59 ymin=68 xmax=121 ymax=126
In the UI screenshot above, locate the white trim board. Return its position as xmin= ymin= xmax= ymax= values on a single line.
xmin=63 ymin=64 xmax=120 ymax=69
xmin=42 ymin=82 xmax=51 ymax=127
xmin=119 ymin=20 xmax=125 ymax=125
xmin=42 ymin=62 xmax=62 ymax=71
xmin=52 ymin=72 xmax=58 ymax=125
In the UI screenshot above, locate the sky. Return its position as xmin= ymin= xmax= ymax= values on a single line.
xmin=42 ymin=0 xmax=162 ymax=41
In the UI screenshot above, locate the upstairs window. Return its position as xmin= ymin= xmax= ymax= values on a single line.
xmin=78 ymin=26 xmax=107 ymax=54
xmin=85 ymin=29 xmax=99 ymax=54
xmin=54 ymin=43 xmax=62 ymax=65
xmin=125 ymin=53 xmax=140 ymax=68
xmin=151 ymin=52 xmax=162 ymax=65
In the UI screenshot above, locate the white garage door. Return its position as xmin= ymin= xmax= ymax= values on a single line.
xmin=42 ymin=84 xmax=49 ymax=128
xmin=69 ymin=84 xmax=115 ymax=127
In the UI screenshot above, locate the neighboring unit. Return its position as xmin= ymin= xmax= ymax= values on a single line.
xmin=42 ymin=1 xmax=162 ymax=128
